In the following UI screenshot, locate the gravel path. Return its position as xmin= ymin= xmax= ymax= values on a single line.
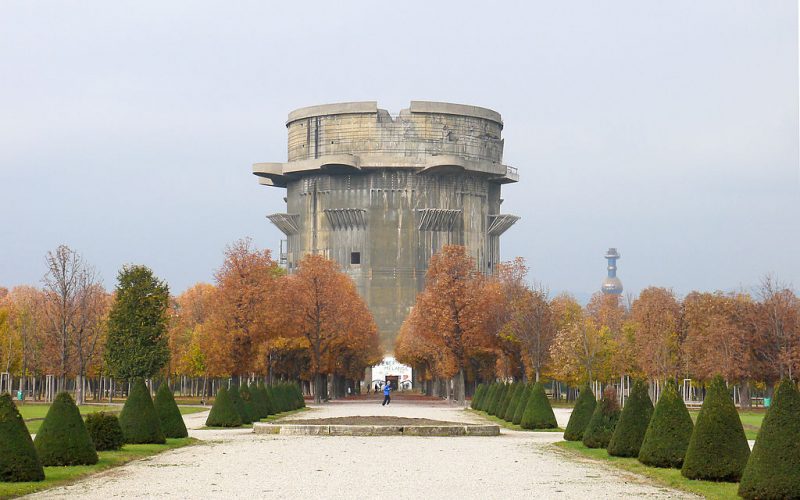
xmin=30 ymin=401 xmax=694 ymax=499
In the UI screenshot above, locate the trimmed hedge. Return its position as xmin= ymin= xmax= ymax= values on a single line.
xmin=479 ymin=383 xmax=497 ymax=412
xmin=608 ymin=379 xmax=654 ymax=457
xmin=250 ymin=382 xmax=268 ymax=419
xmin=497 ymin=382 xmax=517 ymax=420
xmin=118 ymin=378 xmax=166 ymax=444
xmin=471 ymin=383 xmax=485 ymax=410
xmin=34 ymin=391 xmax=98 ymax=466
xmin=228 ymin=385 xmax=251 ymax=424
xmin=582 ymin=386 xmax=620 ymax=449
xmin=512 ymin=384 xmax=532 ymax=425
xmin=154 ymin=383 xmax=188 ymax=438
xmin=85 ymin=412 xmax=124 ymax=451
xmin=681 ymin=376 xmax=750 ymax=482
xmin=738 ymin=378 xmax=800 ymax=499
xmin=520 ymin=382 xmax=558 ymax=430
xmin=205 ymin=386 xmax=242 ymax=427
xmin=488 ymin=384 xmax=508 ymax=416
xmin=239 ymin=384 xmax=259 ymax=423
xmin=260 ymin=383 xmax=276 ymax=416
xmin=0 ymin=392 xmax=44 ymax=482
xmin=638 ymin=379 xmax=693 ymax=468
xmin=563 ymin=384 xmax=596 ymax=441
xmin=503 ymin=383 xmax=526 ymax=422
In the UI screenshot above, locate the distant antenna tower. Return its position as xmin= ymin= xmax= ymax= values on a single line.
xmin=601 ymin=248 xmax=623 ymax=295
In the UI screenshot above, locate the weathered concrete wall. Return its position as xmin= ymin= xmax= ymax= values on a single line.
xmin=254 ymin=101 xmax=519 ymax=351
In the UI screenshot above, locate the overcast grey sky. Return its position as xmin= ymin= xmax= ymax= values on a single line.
xmin=1 ymin=1 xmax=798 ymax=299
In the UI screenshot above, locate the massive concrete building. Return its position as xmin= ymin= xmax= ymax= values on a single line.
xmin=253 ymin=101 xmax=519 ymax=349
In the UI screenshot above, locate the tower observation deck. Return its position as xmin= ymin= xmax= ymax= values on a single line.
xmin=601 ymin=248 xmax=623 ymax=295
xmin=253 ymin=101 xmax=520 ymax=349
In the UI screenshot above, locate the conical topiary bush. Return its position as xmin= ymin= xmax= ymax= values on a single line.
xmin=512 ymin=384 xmax=532 ymax=425
xmin=205 ymin=386 xmax=242 ymax=427
xmin=479 ymin=383 xmax=497 ymax=412
xmin=228 ymin=385 xmax=251 ymax=424
xmin=154 ymin=383 xmax=188 ymax=438
xmin=34 ymin=392 xmax=98 ymax=466
xmin=488 ymin=384 xmax=508 ymax=416
xmin=250 ymin=382 xmax=267 ymax=420
xmin=681 ymin=376 xmax=750 ymax=482
xmin=504 ymin=383 xmax=526 ymax=422
xmin=608 ymin=379 xmax=654 ymax=457
xmin=85 ymin=412 xmax=124 ymax=451
xmin=0 ymin=393 xmax=44 ymax=482
xmin=471 ymin=383 xmax=485 ymax=410
xmin=239 ymin=384 xmax=258 ymax=423
xmin=564 ymin=384 xmax=597 ymax=441
xmin=738 ymin=378 xmax=800 ymax=499
xmin=638 ymin=379 xmax=693 ymax=468
xmin=520 ymin=382 xmax=558 ymax=429
xmin=582 ymin=386 xmax=620 ymax=448
xmin=118 ymin=378 xmax=166 ymax=444
xmin=261 ymin=383 xmax=275 ymax=416
xmin=497 ymin=382 xmax=517 ymax=420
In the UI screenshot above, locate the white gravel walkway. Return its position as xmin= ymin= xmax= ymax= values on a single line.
xmin=29 ymin=400 xmax=694 ymax=499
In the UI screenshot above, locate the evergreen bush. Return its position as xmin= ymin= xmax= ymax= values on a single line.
xmin=0 ymin=393 xmax=44 ymax=482
xmin=479 ymin=383 xmax=497 ymax=412
xmin=294 ymin=384 xmax=305 ymax=408
xmin=239 ymin=384 xmax=259 ymax=423
xmin=85 ymin=412 xmax=124 ymax=451
xmin=250 ymin=382 xmax=268 ymax=420
xmin=512 ymin=384 xmax=532 ymax=425
xmin=34 ymin=391 xmax=98 ymax=466
xmin=118 ymin=378 xmax=166 ymax=444
xmin=608 ymin=379 xmax=654 ymax=457
xmin=638 ymin=379 xmax=693 ymax=468
xmin=582 ymin=386 xmax=620 ymax=448
xmin=520 ymin=382 xmax=558 ymax=429
xmin=497 ymin=382 xmax=516 ymax=420
xmin=488 ymin=383 xmax=508 ymax=416
xmin=738 ymin=378 xmax=800 ymax=499
xmin=503 ymin=383 xmax=526 ymax=422
xmin=681 ymin=376 xmax=750 ymax=482
xmin=228 ymin=385 xmax=252 ymax=424
xmin=205 ymin=386 xmax=242 ymax=427
xmin=471 ymin=383 xmax=485 ymax=410
xmin=261 ymin=383 xmax=275 ymax=416
xmin=563 ymin=384 xmax=596 ymax=441
xmin=154 ymin=383 xmax=188 ymax=438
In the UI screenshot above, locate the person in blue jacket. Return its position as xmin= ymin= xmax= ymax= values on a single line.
xmin=382 ymin=382 xmax=392 ymax=406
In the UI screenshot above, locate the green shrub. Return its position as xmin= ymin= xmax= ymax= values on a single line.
xmin=228 ymin=384 xmax=251 ymax=424
xmin=497 ymin=382 xmax=517 ymax=420
xmin=520 ymin=382 xmax=558 ymax=429
xmin=293 ymin=383 xmax=305 ymax=408
xmin=250 ymin=382 xmax=268 ymax=419
xmin=503 ymin=383 xmax=526 ymax=422
xmin=512 ymin=384 xmax=532 ymax=425
xmin=471 ymin=383 xmax=485 ymax=410
xmin=488 ymin=383 xmax=508 ymax=416
xmin=638 ymin=379 xmax=693 ymax=468
xmin=34 ymin=392 xmax=98 ymax=466
xmin=260 ymin=383 xmax=275 ymax=416
xmin=608 ymin=379 xmax=654 ymax=457
xmin=563 ymin=384 xmax=596 ymax=441
xmin=0 ymin=393 xmax=44 ymax=482
xmin=205 ymin=386 xmax=242 ymax=427
xmin=738 ymin=378 xmax=800 ymax=499
xmin=118 ymin=378 xmax=166 ymax=444
xmin=582 ymin=386 xmax=620 ymax=449
xmin=681 ymin=376 xmax=750 ymax=482
xmin=479 ymin=383 xmax=497 ymax=412
xmin=85 ymin=412 xmax=124 ymax=451
xmin=239 ymin=384 xmax=259 ymax=423
xmin=154 ymin=383 xmax=188 ymax=438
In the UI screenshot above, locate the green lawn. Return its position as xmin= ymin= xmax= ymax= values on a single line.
xmin=21 ymin=404 xmax=208 ymax=434
xmin=0 ymin=437 xmax=197 ymax=499
xmin=689 ymin=410 xmax=764 ymax=440
xmin=467 ymin=409 xmax=563 ymax=432
xmin=554 ymin=440 xmax=739 ymax=500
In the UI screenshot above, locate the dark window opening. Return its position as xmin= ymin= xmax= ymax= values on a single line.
xmin=350 ymin=252 xmax=361 ymax=265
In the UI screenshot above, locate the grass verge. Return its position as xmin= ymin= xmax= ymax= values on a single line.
xmin=0 ymin=437 xmax=198 ymax=499
xmin=466 ymin=409 xmax=563 ymax=432
xmin=24 ymin=405 xmax=207 ymax=434
xmin=554 ymin=440 xmax=738 ymax=500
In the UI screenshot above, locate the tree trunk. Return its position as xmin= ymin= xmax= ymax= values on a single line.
xmin=455 ymin=369 xmax=466 ymax=406
xmin=313 ymin=372 xmax=324 ymax=404
xmin=739 ymin=380 xmax=751 ymax=409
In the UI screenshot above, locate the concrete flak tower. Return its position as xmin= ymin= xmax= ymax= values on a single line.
xmin=253 ymin=101 xmax=519 ymax=349
xmin=601 ymin=247 xmax=623 ymax=295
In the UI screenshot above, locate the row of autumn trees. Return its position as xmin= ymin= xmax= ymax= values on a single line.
xmin=396 ymin=245 xmax=800 ymax=406
xmin=0 ymin=239 xmax=381 ymax=404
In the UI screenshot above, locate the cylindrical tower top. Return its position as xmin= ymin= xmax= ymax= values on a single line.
xmin=601 ymin=247 xmax=623 ymax=295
